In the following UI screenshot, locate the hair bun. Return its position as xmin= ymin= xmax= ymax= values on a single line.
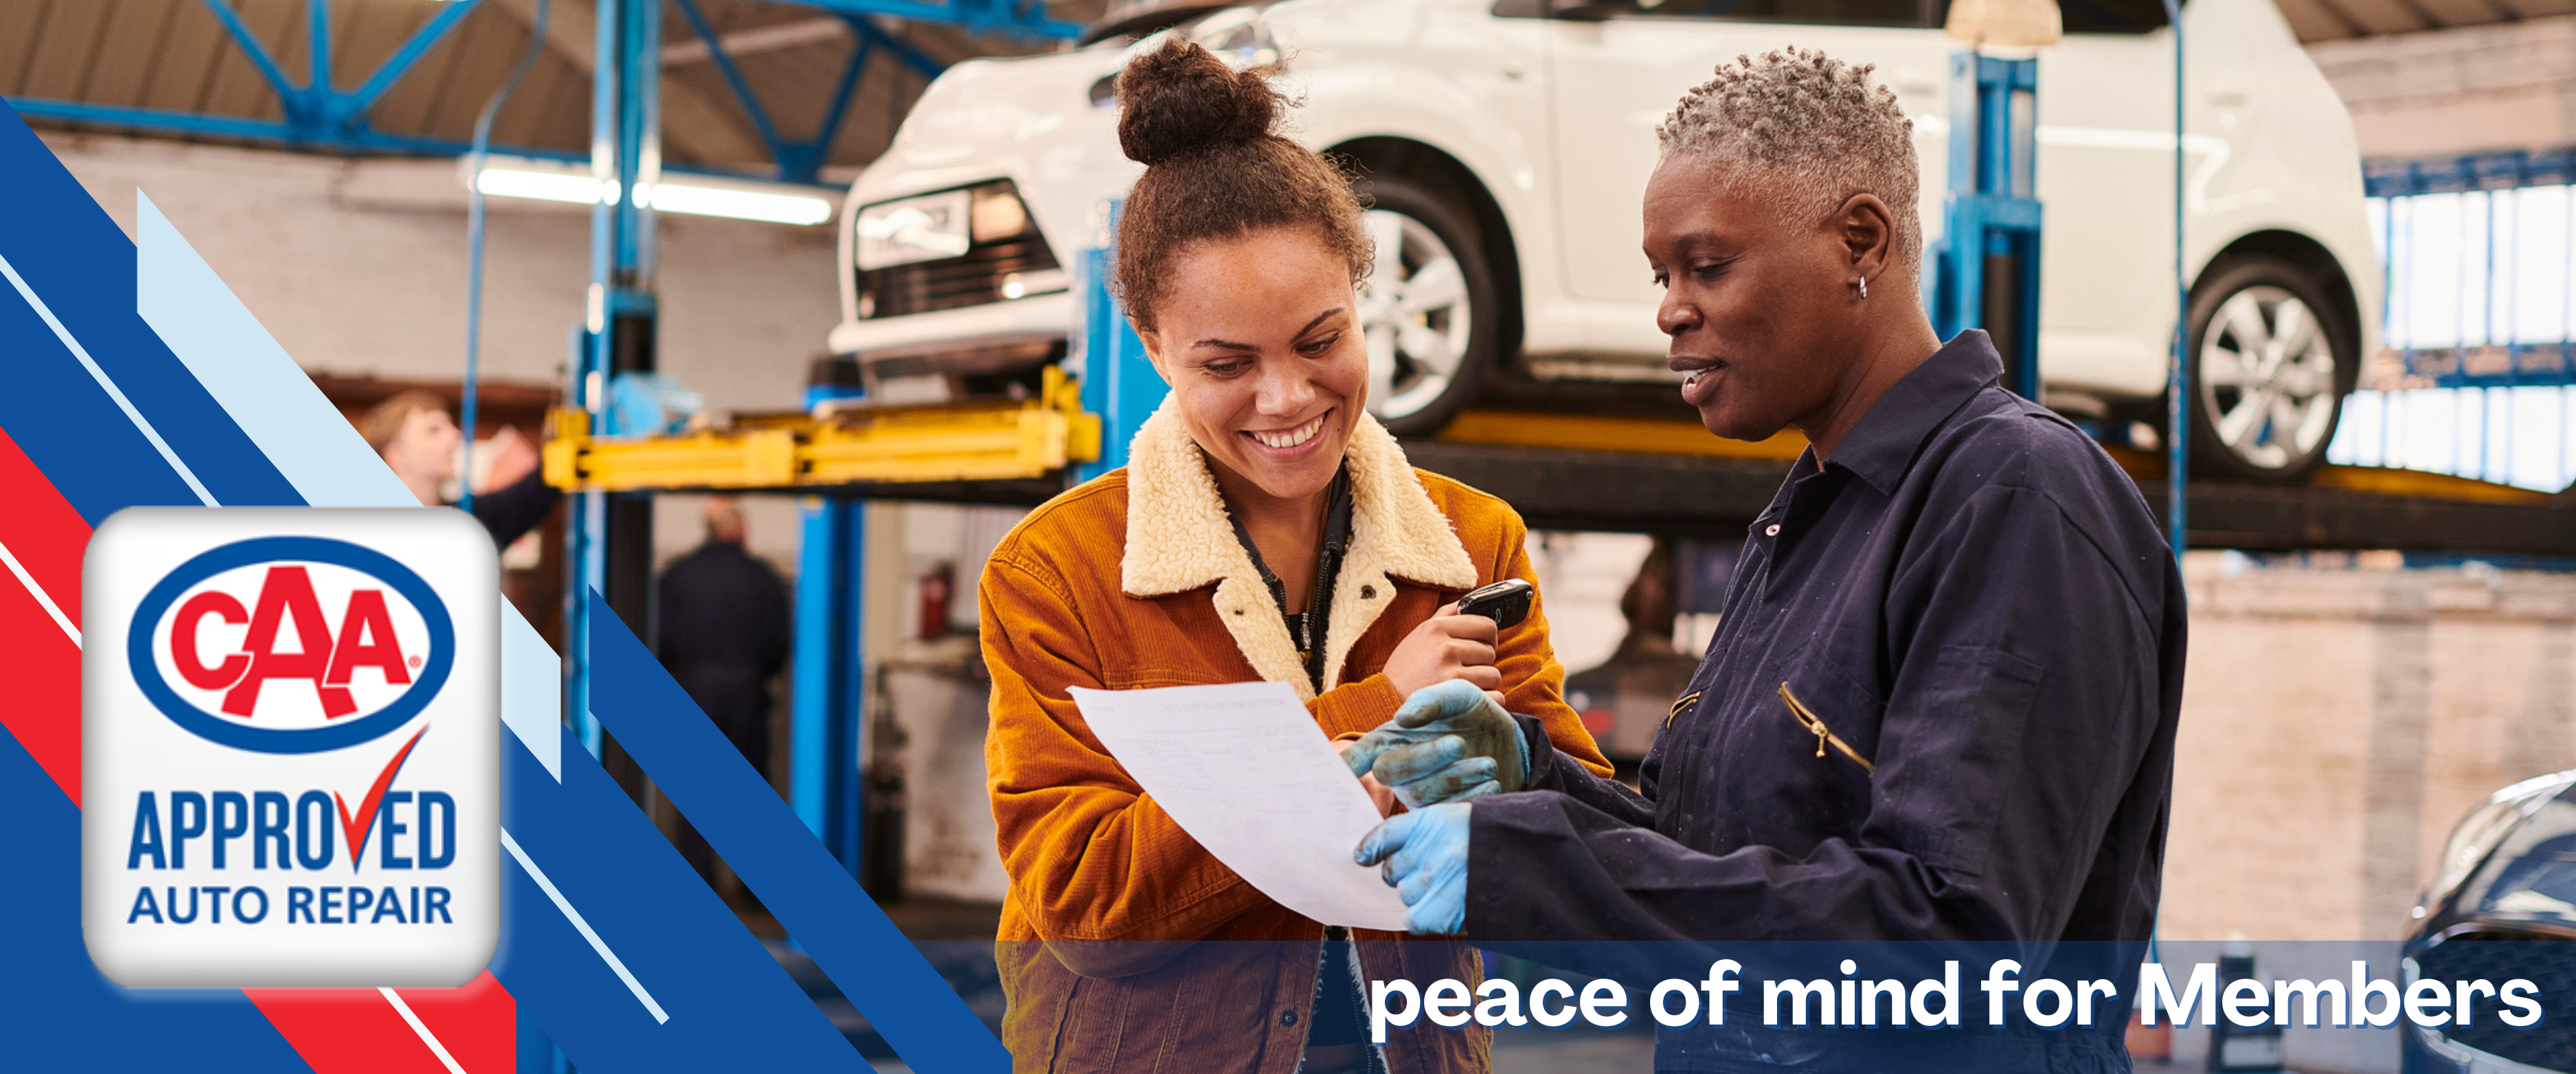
xmin=1116 ymin=38 xmax=1280 ymax=166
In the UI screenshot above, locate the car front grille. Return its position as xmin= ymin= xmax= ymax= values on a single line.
xmin=2413 ymin=931 xmax=2576 ymax=1070
xmin=855 ymin=237 xmax=1061 ymax=320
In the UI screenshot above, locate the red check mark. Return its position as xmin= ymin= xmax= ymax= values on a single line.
xmin=334 ymin=726 xmax=429 ymax=874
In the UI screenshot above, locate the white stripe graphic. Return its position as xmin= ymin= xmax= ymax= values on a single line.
xmin=0 ymin=248 xmax=218 ymax=506
xmin=379 ymin=988 xmax=471 ymax=1074
xmin=133 ymin=197 xmax=563 ymax=782
xmin=500 ymin=828 xmax=670 ymax=1024
xmin=0 ymin=537 xmax=78 ymax=646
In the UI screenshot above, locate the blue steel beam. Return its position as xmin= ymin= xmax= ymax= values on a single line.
xmin=784 ymin=0 xmax=1081 ymax=39
xmin=3 ymin=96 xmax=590 ymax=163
xmin=308 ymin=0 xmax=331 ymax=91
xmin=801 ymin=33 xmax=873 ymax=181
xmin=194 ymin=0 xmax=300 ymax=103
xmin=846 ymin=16 xmax=948 ymax=82
xmin=34 ymin=0 xmax=1005 ymax=171
xmin=347 ymin=0 xmax=488 ymax=115
xmin=672 ymin=0 xmax=791 ymax=163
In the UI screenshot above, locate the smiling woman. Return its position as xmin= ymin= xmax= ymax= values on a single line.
xmin=974 ymin=37 xmax=1611 ymax=1074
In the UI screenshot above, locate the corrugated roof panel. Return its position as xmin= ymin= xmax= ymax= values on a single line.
xmin=83 ymin=0 xmax=183 ymax=109
xmin=198 ymin=0 xmax=300 ymax=123
xmin=365 ymin=2 xmax=492 ymax=137
xmin=4 ymin=0 xmax=1092 ymax=171
xmin=328 ymin=0 xmax=425 ymax=95
xmin=488 ymin=55 xmax=583 ymax=150
xmin=2276 ymin=0 xmax=2366 ymax=38
xmin=135 ymin=0 xmax=229 ymax=115
xmin=19 ymin=0 xmax=115 ymax=102
xmin=0 ymin=1 xmax=60 ymax=100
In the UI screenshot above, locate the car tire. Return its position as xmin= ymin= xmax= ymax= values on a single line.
xmin=2184 ymin=256 xmax=2356 ymax=482
xmin=1351 ymin=176 xmax=1500 ymax=437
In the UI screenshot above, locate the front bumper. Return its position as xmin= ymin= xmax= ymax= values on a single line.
xmin=2408 ymin=1023 xmax=2565 ymax=1074
xmin=826 ymin=290 xmax=1076 ymax=371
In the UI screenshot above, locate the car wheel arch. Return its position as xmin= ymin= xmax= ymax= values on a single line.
xmin=2197 ymin=228 xmax=2366 ymax=394
xmin=1329 ymin=136 xmax=1526 ymax=364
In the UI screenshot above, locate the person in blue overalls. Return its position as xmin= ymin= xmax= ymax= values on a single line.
xmin=1344 ymin=48 xmax=2188 ymax=1073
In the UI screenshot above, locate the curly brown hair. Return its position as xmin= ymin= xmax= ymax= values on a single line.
xmin=1111 ymin=38 xmax=1371 ymax=332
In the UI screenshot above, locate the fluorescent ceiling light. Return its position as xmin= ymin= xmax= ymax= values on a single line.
xmin=646 ymin=182 xmax=835 ymax=225
xmin=470 ymin=164 xmax=834 ymax=226
xmin=473 ymin=168 xmax=608 ymax=206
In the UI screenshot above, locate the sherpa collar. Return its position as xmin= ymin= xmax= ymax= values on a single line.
xmin=1120 ymin=399 xmax=1480 ymax=700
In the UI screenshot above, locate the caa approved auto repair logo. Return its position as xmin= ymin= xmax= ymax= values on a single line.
xmin=83 ymin=508 xmax=497 ymax=988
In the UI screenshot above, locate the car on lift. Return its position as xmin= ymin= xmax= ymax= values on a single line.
xmin=2402 ymin=770 xmax=2576 ymax=1074
xmin=829 ymin=0 xmax=2380 ymax=480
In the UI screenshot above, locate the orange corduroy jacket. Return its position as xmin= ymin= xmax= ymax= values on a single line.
xmin=980 ymin=403 xmax=1612 ymax=1074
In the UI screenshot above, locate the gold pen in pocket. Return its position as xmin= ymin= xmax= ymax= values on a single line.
xmin=1664 ymin=691 xmax=1702 ymax=730
xmin=1778 ymin=682 xmax=1875 ymax=772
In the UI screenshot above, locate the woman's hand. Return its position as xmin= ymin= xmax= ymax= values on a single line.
xmin=1381 ymin=603 xmax=1502 ymax=700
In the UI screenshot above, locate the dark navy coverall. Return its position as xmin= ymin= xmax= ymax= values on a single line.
xmin=1474 ymin=331 xmax=2188 ymax=1072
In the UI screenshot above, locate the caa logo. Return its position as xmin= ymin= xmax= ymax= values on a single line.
xmin=128 ymin=537 xmax=454 ymax=755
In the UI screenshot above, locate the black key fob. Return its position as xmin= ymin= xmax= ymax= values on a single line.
xmin=1456 ymin=578 xmax=1533 ymax=629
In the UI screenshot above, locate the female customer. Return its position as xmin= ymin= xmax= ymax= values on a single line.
xmin=978 ymin=38 xmax=1611 ymax=1074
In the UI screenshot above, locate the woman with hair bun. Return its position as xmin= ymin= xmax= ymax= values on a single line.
xmin=978 ymin=37 xmax=1610 ymax=1074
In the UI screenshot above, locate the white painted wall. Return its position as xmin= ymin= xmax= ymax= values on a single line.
xmin=41 ymin=131 xmax=837 ymax=424
xmin=43 ymin=130 xmax=839 ymax=574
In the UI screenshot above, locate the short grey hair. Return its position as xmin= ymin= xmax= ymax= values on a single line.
xmin=1657 ymin=48 xmax=1922 ymax=278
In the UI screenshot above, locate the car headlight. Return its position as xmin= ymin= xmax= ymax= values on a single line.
xmin=2427 ymin=772 xmax=2576 ymax=907
xmin=855 ymin=182 xmax=1037 ymax=270
xmin=857 ymin=189 xmax=970 ymax=270
xmin=1192 ymin=7 xmax=1278 ymax=68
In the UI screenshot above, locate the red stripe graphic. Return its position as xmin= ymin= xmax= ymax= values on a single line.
xmin=0 ymin=425 xmax=519 ymax=1066
xmin=249 ymin=971 xmax=515 ymax=1074
xmin=0 ymin=424 xmax=89 ymax=805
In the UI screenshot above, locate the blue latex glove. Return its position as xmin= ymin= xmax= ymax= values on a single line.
xmin=1342 ymin=679 xmax=1530 ymax=808
xmin=1353 ymin=802 xmax=1471 ymax=935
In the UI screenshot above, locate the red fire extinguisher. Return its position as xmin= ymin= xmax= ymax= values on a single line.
xmin=917 ymin=562 xmax=953 ymax=639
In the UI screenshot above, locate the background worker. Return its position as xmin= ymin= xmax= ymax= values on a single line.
xmin=1348 ymin=49 xmax=2187 ymax=1071
xmin=656 ymin=496 xmax=791 ymax=882
xmin=360 ymin=389 xmax=559 ymax=548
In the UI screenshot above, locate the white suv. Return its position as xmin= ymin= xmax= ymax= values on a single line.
xmin=833 ymin=0 xmax=2379 ymax=480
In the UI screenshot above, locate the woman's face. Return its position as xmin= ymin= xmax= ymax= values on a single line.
xmin=1139 ymin=225 xmax=1367 ymax=508
xmin=1643 ymin=154 xmax=1868 ymax=441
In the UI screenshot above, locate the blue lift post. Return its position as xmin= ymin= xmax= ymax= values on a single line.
xmin=1074 ymin=201 xmax=1164 ymax=482
xmin=1934 ymin=52 xmax=2044 ymax=403
xmin=2162 ymin=0 xmax=2188 ymax=560
xmin=792 ymin=379 xmax=870 ymax=872
xmin=566 ymin=0 xmax=664 ymax=754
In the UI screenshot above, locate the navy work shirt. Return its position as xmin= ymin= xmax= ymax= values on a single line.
xmin=1474 ymin=330 xmax=2183 ymax=960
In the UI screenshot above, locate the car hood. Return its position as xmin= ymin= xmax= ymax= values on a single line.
xmin=2443 ymin=776 xmax=2576 ymax=932
xmin=854 ymin=45 xmax=1145 ymax=257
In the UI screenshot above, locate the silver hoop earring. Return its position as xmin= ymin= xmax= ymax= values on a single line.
xmin=1853 ymin=278 xmax=1868 ymax=300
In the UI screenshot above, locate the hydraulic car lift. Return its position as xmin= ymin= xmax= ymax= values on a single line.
xmin=530 ymin=19 xmax=2576 ymax=904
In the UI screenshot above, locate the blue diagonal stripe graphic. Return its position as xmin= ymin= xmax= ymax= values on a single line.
xmin=0 ymin=100 xmax=301 ymax=513
xmin=0 ymin=717 xmax=317 ymax=1072
xmin=585 ymin=588 xmax=1014 ymax=1074
xmin=495 ymin=720 xmax=870 ymax=1070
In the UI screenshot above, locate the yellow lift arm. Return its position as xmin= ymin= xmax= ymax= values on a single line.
xmin=543 ymin=366 xmax=1103 ymax=492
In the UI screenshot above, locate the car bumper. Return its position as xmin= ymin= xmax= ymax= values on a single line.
xmin=2408 ymin=1023 xmax=2564 ymax=1074
xmin=827 ymin=291 xmax=1076 ymax=365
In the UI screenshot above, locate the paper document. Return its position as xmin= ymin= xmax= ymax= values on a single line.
xmin=1068 ymin=682 xmax=1410 ymax=931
